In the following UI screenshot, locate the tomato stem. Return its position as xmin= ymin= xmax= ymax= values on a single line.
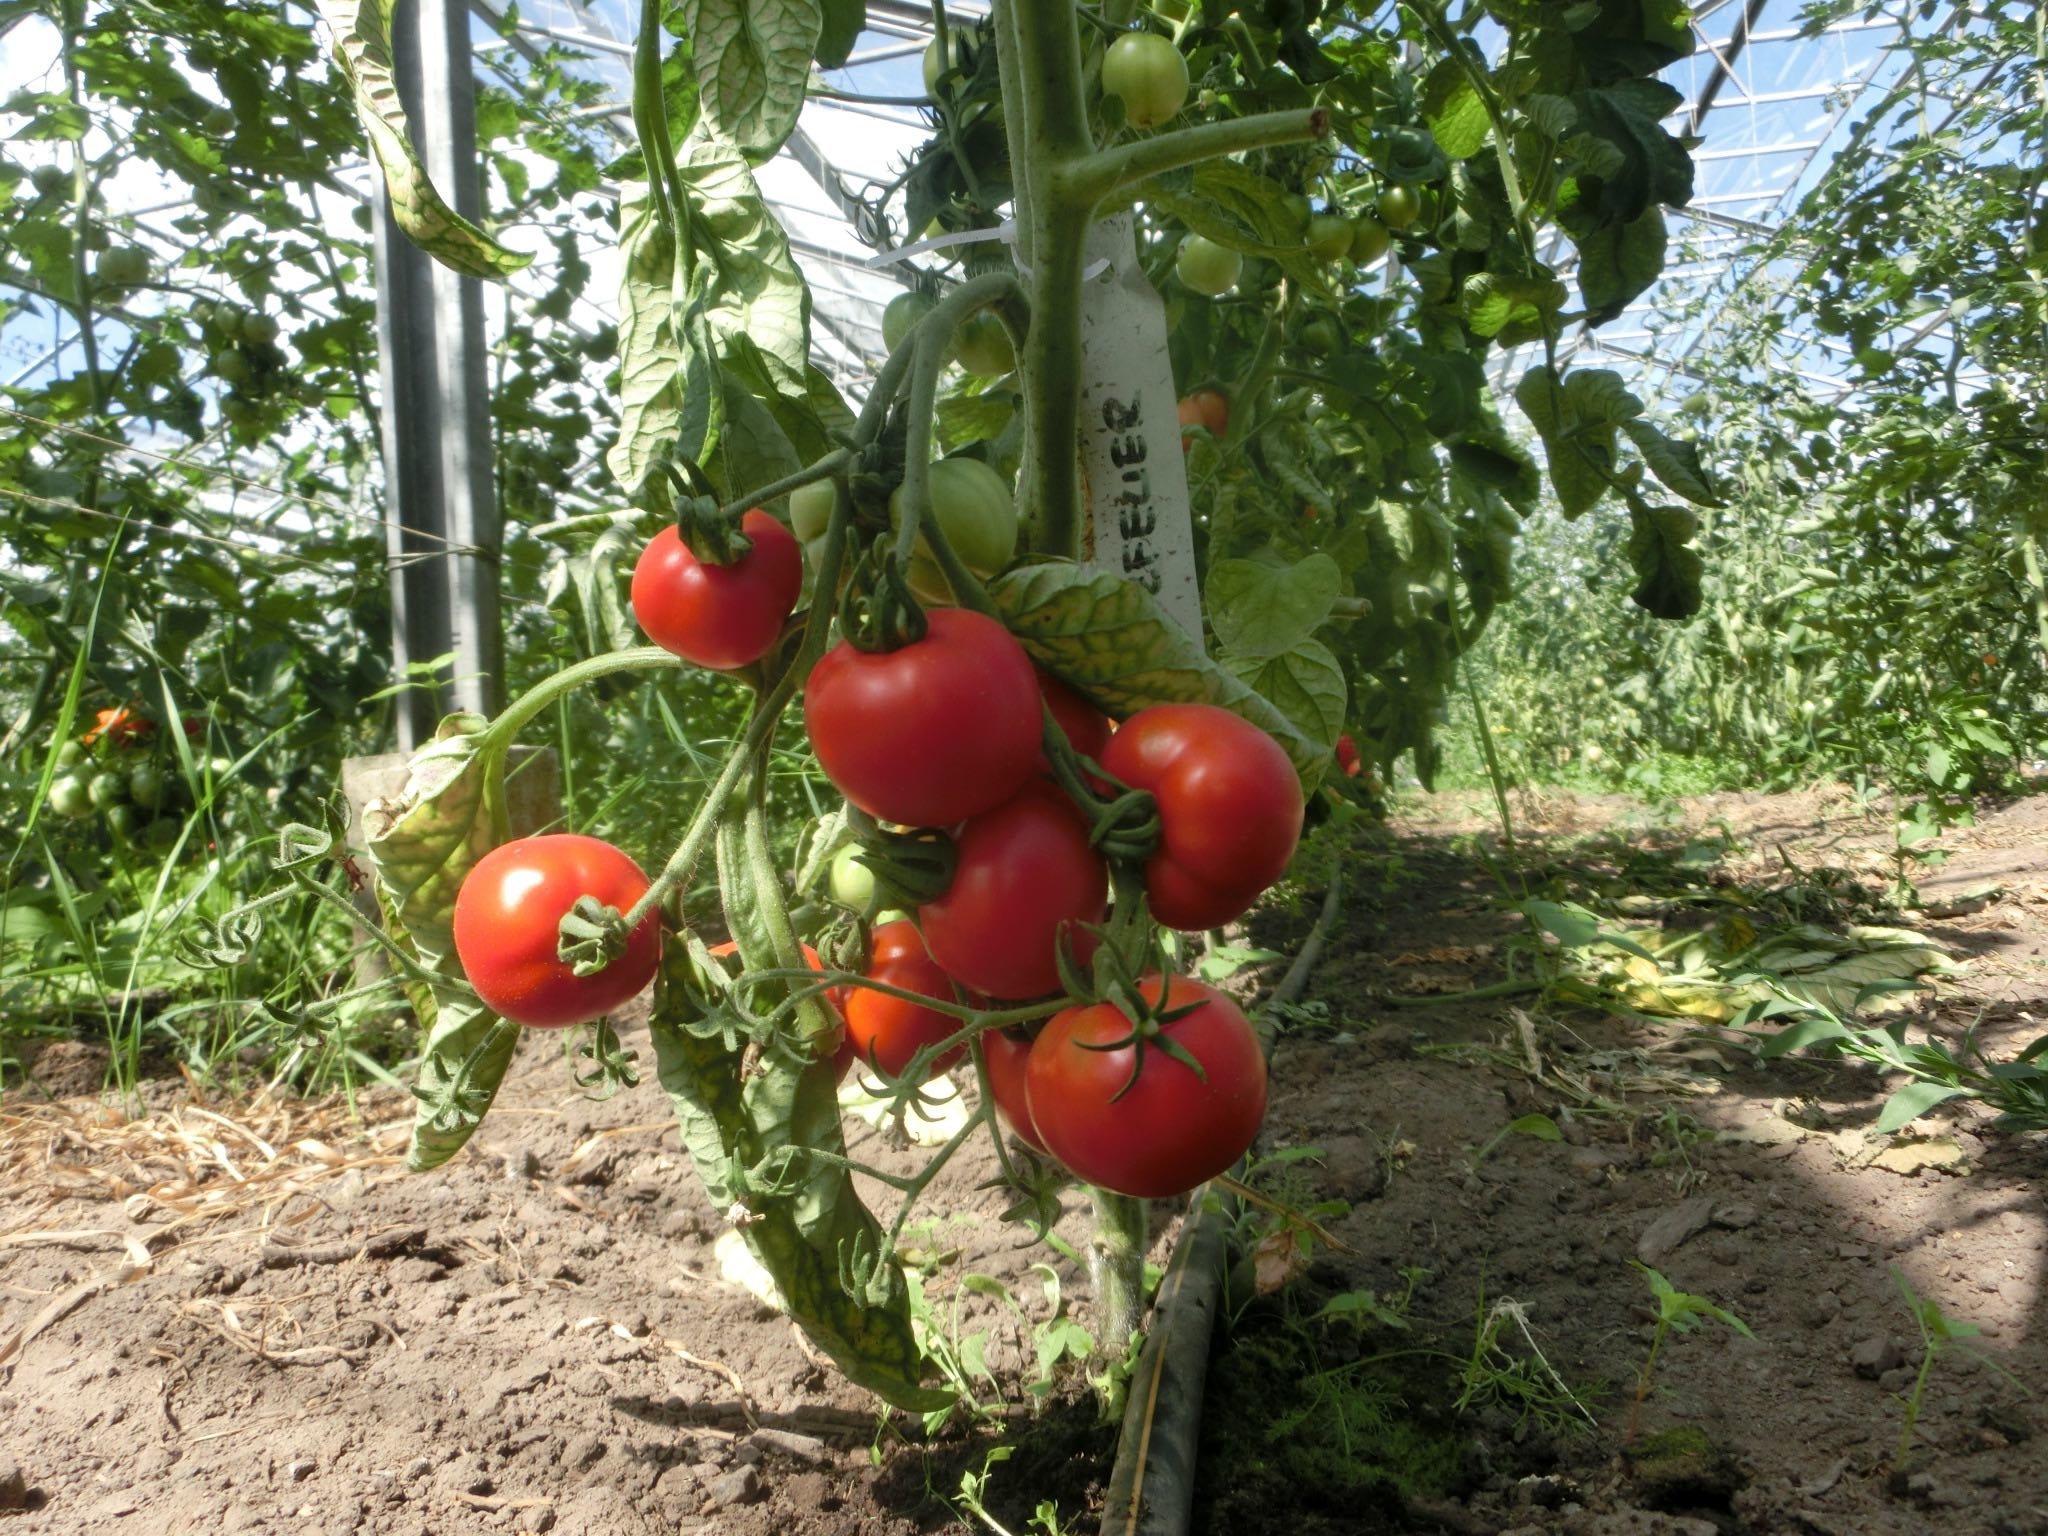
xmin=1059 ymin=107 xmax=1329 ymax=208
xmin=1088 ymin=1185 xmax=1149 ymax=1383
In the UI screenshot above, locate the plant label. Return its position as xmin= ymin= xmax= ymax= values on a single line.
xmin=1077 ymin=213 xmax=1204 ymax=647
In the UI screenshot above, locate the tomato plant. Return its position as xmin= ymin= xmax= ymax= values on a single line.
xmin=1101 ymin=32 xmax=1189 ymax=130
xmin=919 ymin=785 xmax=1106 ymax=1001
xmin=452 ymin=835 xmax=662 ymax=1029
xmin=631 ymin=511 xmax=803 ymax=671
xmin=1099 ymin=704 xmax=1304 ymax=930
xmin=1025 ymin=975 xmax=1267 ymax=1198
xmin=804 ymin=608 xmax=1043 ymax=829
xmin=842 ymin=919 xmax=962 ymax=1080
xmin=295 ymin=0 xmax=1706 ymax=1413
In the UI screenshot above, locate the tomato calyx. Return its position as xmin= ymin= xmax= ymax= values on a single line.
xmin=1073 ymin=982 xmax=1212 ymax=1103
xmin=568 ymin=1019 xmax=641 ymax=1095
xmin=836 ymin=545 xmax=930 ymax=653
xmin=1037 ymin=707 xmax=1161 ymax=866
xmin=556 ymin=893 xmax=641 ymax=978
xmin=644 ymin=453 xmax=755 ymax=567
xmin=844 ymin=806 xmax=957 ymax=906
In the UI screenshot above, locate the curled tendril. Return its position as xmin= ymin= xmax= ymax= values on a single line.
xmin=274 ymin=801 xmax=347 ymax=872
xmin=557 ymin=895 xmax=632 ymax=978
xmin=569 ymin=1020 xmax=641 ymax=1097
xmin=174 ymin=909 xmax=267 ymax=970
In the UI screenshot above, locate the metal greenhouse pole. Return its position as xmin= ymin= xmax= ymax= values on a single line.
xmin=371 ymin=0 xmax=503 ymax=750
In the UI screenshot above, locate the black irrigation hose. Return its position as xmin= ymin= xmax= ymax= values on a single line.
xmin=1098 ymin=871 xmax=1346 ymax=1536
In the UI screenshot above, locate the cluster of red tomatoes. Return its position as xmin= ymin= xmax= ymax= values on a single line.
xmin=450 ymin=505 xmax=1307 ymax=1199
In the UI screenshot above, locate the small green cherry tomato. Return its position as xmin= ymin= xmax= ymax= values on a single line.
xmin=47 ymin=774 xmax=95 ymax=820
xmin=1175 ymin=234 xmax=1242 ymax=297
xmin=89 ymin=770 xmax=127 ymax=809
xmin=128 ymin=764 xmax=166 ymax=811
xmin=882 ymin=290 xmax=936 ymax=355
xmin=212 ymin=348 xmax=252 ymax=386
xmin=828 ymin=842 xmax=877 ymax=914
xmin=951 ymin=311 xmax=1015 ymax=377
xmin=789 ymin=480 xmax=836 ymax=543
xmin=1306 ymin=212 xmax=1354 ymax=263
xmin=1349 ymin=214 xmax=1391 ymax=264
xmin=1101 ymin=32 xmax=1189 ymax=130
xmin=1377 ymin=184 xmax=1423 ymax=230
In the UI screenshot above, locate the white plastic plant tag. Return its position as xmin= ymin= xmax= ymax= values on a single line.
xmin=1077 ymin=213 xmax=1204 ymax=646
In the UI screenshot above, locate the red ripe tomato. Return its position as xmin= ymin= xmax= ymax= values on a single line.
xmin=919 ymin=784 xmax=1106 ymax=1000
xmin=1336 ymin=732 xmax=1363 ymax=778
xmin=1177 ymin=388 xmax=1228 ymax=451
xmin=84 ymin=706 xmax=154 ymax=748
xmin=804 ymin=607 xmax=1042 ymax=828
xmin=843 ymin=919 xmax=961 ymax=1080
xmin=979 ymin=1025 xmax=1045 ymax=1152
xmin=1036 ymin=668 xmax=1112 ymax=775
xmin=453 ymin=834 xmax=661 ymax=1028
xmin=1098 ymin=704 xmax=1304 ymax=930
xmin=1024 ymin=974 xmax=1266 ymax=1198
xmin=631 ymin=509 xmax=802 ymax=670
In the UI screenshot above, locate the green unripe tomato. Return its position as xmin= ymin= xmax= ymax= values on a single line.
xmin=892 ymin=456 xmax=1017 ymax=574
xmin=1377 ymin=185 xmax=1423 ymax=230
xmin=1299 ymin=316 xmax=1340 ymax=355
xmin=212 ymin=347 xmax=252 ymax=386
xmin=30 ymin=164 xmax=66 ymax=197
xmin=952 ymin=311 xmax=1015 ymax=377
xmin=881 ymin=290 xmax=935 ymax=355
xmin=789 ymin=480 xmax=836 ymax=543
xmin=242 ymin=313 xmax=280 ymax=346
xmin=47 ymin=774 xmax=95 ymax=821
xmin=95 ymin=247 xmax=150 ymax=287
xmin=190 ymin=299 xmax=218 ymax=327
xmin=201 ymin=103 xmax=237 ymax=136
xmin=88 ymin=769 xmax=127 ymax=809
xmin=1175 ymin=234 xmax=1242 ymax=297
xmin=1101 ymin=32 xmax=1189 ymax=130
xmin=129 ymin=764 xmax=166 ymax=811
xmin=1306 ymin=212 xmax=1354 ymax=263
xmin=1349 ymin=215 xmax=1391 ymax=264
xmin=906 ymin=550 xmax=954 ymax=605
xmin=105 ymin=803 xmax=140 ymax=843
xmin=829 ymin=842 xmax=877 ymax=914
xmin=85 ymin=225 xmax=112 ymax=252
xmin=55 ymin=740 xmax=86 ymax=769
xmin=923 ymin=20 xmax=979 ymax=97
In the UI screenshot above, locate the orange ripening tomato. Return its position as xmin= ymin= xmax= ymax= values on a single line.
xmin=1177 ymin=388 xmax=1228 ymax=451
xmin=1335 ymin=733 xmax=1363 ymax=778
xmin=84 ymin=706 xmax=155 ymax=747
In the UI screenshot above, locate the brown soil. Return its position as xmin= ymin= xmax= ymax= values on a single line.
xmin=2 ymin=788 xmax=2045 ymax=1536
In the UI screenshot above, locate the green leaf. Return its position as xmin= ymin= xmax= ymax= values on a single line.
xmin=1565 ymin=79 xmax=1693 ymax=224
xmin=1874 ymin=1081 xmax=1969 ymax=1135
xmin=1422 ymin=57 xmax=1491 ymax=160
xmin=1149 ymin=161 xmax=1334 ymax=295
xmin=1515 ymin=365 xmax=1629 ymax=517
xmin=1506 ymin=1112 xmax=1563 ymax=1142
xmin=989 ymin=561 xmax=1326 ymax=792
xmin=814 ymin=0 xmax=865 ymax=68
xmin=404 ymin=996 xmax=520 ymax=1172
xmin=683 ymin=0 xmax=820 ymax=162
xmin=1622 ymin=416 xmax=1722 ymax=506
xmin=312 ymin=0 xmax=532 ymax=278
xmin=360 ymin=713 xmax=499 ymax=961
xmin=1223 ymin=638 xmax=1349 ymax=751
xmin=1625 ymin=502 xmax=1704 ymax=619
xmin=1205 ymin=553 xmax=1342 ymax=654
xmin=1574 ymin=204 xmax=1666 ymax=325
